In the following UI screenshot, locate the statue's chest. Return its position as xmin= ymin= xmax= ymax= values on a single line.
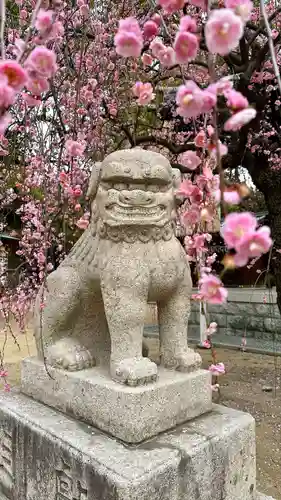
xmin=146 ymin=241 xmax=188 ymax=301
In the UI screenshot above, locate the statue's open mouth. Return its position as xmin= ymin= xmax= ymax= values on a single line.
xmin=108 ymin=204 xmax=166 ymax=219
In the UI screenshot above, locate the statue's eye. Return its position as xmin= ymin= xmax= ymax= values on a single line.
xmin=100 ymin=181 xmax=112 ymax=190
xmin=113 ymin=183 xmax=128 ymax=190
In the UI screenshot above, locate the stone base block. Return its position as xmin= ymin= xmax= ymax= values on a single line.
xmin=0 ymin=391 xmax=265 ymax=500
xmin=21 ymin=356 xmax=212 ymax=443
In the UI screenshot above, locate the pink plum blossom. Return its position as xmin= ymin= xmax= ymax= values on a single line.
xmin=76 ymin=217 xmax=89 ymax=230
xmin=225 ymin=89 xmax=248 ymax=110
xmin=189 ymin=186 xmax=203 ymax=204
xmin=132 ymin=82 xmax=155 ymax=105
xmin=0 ymin=80 xmax=15 ymax=107
xmin=203 ymin=340 xmax=211 ymax=349
xmin=142 ymin=53 xmax=153 ymax=66
xmin=35 ymin=9 xmax=53 ymax=32
xmin=65 ymin=139 xmax=85 ymax=157
xmin=25 ymin=47 xmax=57 ymax=78
xmin=224 ymin=108 xmax=257 ymax=131
xmin=177 ymin=179 xmax=194 ymax=197
xmin=178 ymin=150 xmax=201 ymax=170
xmin=199 ymin=274 xmax=228 ymax=304
xmin=150 ymin=37 xmax=165 ymax=58
xmin=223 ymin=189 xmax=241 ymax=205
xmin=205 ymin=9 xmax=244 ymax=56
xmin=225 ymin=0 xmax=253 ymax=22
xmin=182 ymin=205 xmax=200 ymax=225
xmin=26 ymin=75 xmax=49 ymax=95
xmin=0 ymin=113 xmax=11 ymax=135
xmin=174 ymin=31 xmax=198 ymax=64
xmin=195 ymin=130 xmax=207 ymax=148
xmin=114 ymin=18 xmax=143 ymax=58
xmin=188 ymin=0 xmax=207 ymax=8
xmin=158 ymin=46 xmax=176 ymax=67
xmin=157 ymin=0 xmax=187 ymax=14
xmin=209 ymin=362 xmax=225 ymax=375
xmin=0 ymin=61 xmax=27 ymax=90
xmin=179 ymin=15 xmax=197 ymax=33
xmin=23 ymin=94 xmax=41 ymax=106
xmin=151 ymin=14 xmax=161 ymax=26
xmin=234 ymin=226 xmax=272 ymax=267
xmin=221 ymin=212 xmax=257 ymax=249
xmin=208 ymin=140 xmax=228 ymax=158
xmin=176 ymin=81 xmax=203 ymax=118
xmin=201 ymin=89 xmax=217 ymax=112
xmin=143 ymin=20 xmax=158 ymax=39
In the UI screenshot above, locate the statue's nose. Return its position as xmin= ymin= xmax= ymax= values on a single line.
xmin=119 ymin=189 xmax=155 ymax=206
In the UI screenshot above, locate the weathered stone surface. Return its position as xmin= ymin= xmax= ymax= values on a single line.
xmin=0 ymin=392 xmax=259 ymax=500
xmin=21 ymin=357 xmax=212 ymax=443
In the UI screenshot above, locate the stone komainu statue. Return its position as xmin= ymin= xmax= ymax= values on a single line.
xmin=34 ymin=149 xmax=201 ymax=385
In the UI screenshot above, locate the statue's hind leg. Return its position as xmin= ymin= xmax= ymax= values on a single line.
xmin=34 ymin=266 xmax=95 ymax=371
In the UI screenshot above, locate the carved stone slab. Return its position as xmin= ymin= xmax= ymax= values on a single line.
xmin=0 ymin=391 xmax=267 ymax=500
xmin=21 ymin=357 xmax=212 ymax=443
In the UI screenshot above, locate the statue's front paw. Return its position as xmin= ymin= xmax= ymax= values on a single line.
xmin=162 ymin=349 xmax=202 ymax=373
xmin=111 ymin=357 xmax=158 ymax=386
xmin=46 ymin=338 xmax=95 ymax=371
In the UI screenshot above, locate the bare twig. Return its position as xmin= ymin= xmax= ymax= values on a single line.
xmin=0 ymin=0 xmax=5 ymax=60
xmin=260 ymin=0 xmax=281 ymax=95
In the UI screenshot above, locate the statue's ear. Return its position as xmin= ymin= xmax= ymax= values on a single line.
xmin=172 ymin=168 xmax=182 ymax=205
xmin=86 ymin=162 xmax=102 ymax=200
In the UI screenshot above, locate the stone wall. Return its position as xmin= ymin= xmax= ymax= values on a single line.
xmin=189 ymin=288 xmax=281 ymax=340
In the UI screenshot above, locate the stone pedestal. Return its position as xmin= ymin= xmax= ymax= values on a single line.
xmin=0 ymin=391 xmax=272 ymax=500
xmin=21 ymin=357 xmax=212 ymax=443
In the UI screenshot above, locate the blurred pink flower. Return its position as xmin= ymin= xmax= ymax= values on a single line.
xmin=189 ymin=186 xmax=203 ymax=204
xmin=0 ymin=60 xmax=27 ymax=90
xmin=114 ymin=18 xmax=143 ymax=58
xmin=225 ymin=0 xmax=253 ymax=22
xmin=209 ymin=362 xmax=225 ymax=375
xmin=25 ymin=47 xmax=57 ymax=78
xmin=221 ymin=212 xmax=257 ymax=249
xmin=176 ymin=81 xmax=203 ymax=118
xmin=177 ymin=179 xmax=194 ymax=197
xmin=157 ymin=0 xmax=186 ymax=14
xmin=150 ymin=37 xmax=165 ymax=58
xmin=0 ymin=80 xmax=15 ymax=107
xmin=76 ymin=217 xmax=89 ymax=230
xmin=133 ymin=82 xmax=155 ymax=105
xmin=178 ymin=150 xmax=201 ymax=170
xmin=158 ymin=46 xmax=176 ymax=67
xmin=199 ymin=274 xmax=228 ymax=304
xmin=26 ymin=75 xmax=49 ymax=95
xmin=224 ymin=107 xmax=257 ymax=131
xmin=23 ymin=94 xmax=41 ymax=106
xmin=65 ymin=139 xmax=85 ymax=157
xmin=203 ymin=339 xmax=211 ymax=348
xmin=174 ymin=31 xmax=198 ymax=64
xmin=195 ymin=130 xmax=207 ymax=148
xmin=142 ymin=53 xmax=154 ymax=66
xmin=189 ymin=0 xmax=207 ymax=8
xmin=179 ymin=15 xmax=197 ymax=32
xmin=35 ymin=9 xmax=53 ymax=32
xmin=143 ymin=20 xmax=158 ymax=39
xmin=234 ymin=226 xmax=272 ymax=267
xmin=181 ymin=204 xmax=200 ymax=225
xmin=201 ymin=90 xmax=217 ymax=112
xmin=205 ymin=9 xmax=243 ymax=56
xmin=225 ymin=89 xmax=248 ymax=110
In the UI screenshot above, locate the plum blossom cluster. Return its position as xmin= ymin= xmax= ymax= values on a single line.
xmin=221 ymin=212 xmax=273 ymax=267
